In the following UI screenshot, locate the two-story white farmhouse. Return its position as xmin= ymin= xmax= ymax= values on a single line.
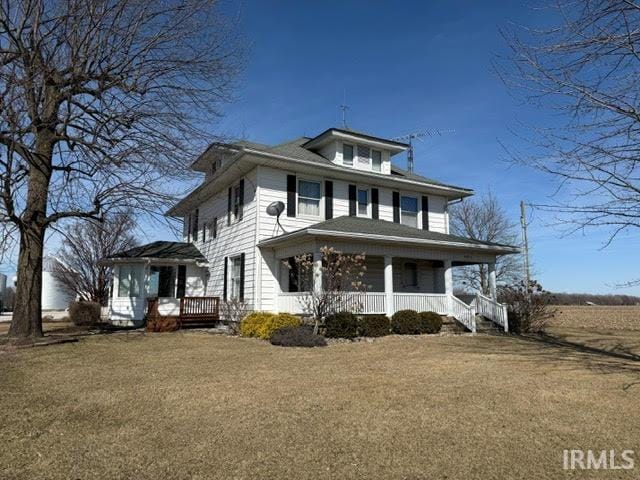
xmin=102 ymin=128 xmax=518 ymax=332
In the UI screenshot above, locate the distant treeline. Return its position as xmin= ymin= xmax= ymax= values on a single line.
xmin=549 ymin=292 xmax=640 ymax=306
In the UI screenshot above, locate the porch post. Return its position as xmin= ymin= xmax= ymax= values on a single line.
xmin=443 ymin=259 xmax=453 ymax=295
xmin=443 ymin=259 xmax=453 ymax=315
xmin=313 ymin=251 xmax=322 ymax=295
xmin=273 ymin=254 xmax=281 ymax=314
xmin=488 ymin=262 xmax=497 ymax=300
xmin=384 ymin=255 xmax=394 ymax=317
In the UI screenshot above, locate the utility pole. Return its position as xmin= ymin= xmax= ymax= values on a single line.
xmin=520 ymin=200 xmax=531 ymax=291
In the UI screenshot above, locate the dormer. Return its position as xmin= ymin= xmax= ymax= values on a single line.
xmin=302 ymin=128 xmax=408 ymax=175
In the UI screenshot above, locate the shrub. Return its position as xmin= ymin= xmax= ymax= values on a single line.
xmin=68 ymin=301 xmax=101 ymax=326
xmin=240 ymin=312 xmax=301 ymax=340
xmin=419 ymin=311 xmax=443 ymax=334
xmin=324 ymin=311 xmax=358 ymax=339
xmin=499 ymin=280 xmax=557 ymax=334
xmin=391 ymin=309 xmax=422 ymax=335
xmin=358 ymin=315 xmax=390 ymax=337
xmin=270 ymin=325 xmax=327 ymax=347
xmin=146 ymin=316 xmax=180 ymax=332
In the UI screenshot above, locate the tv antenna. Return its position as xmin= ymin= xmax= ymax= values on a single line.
xmin=340 ymin=89 xmax=349 ymax=129
xmin=393 ymin=129 xmax=454 ymax=173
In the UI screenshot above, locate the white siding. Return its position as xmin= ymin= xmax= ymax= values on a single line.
xmin=255 ymin=166 xmax=451 ymax=309
xmin=186 ymin=168 xmax=258 ymax=310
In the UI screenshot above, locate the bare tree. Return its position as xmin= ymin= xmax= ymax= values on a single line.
xmin=450 ymin=192 xmax=520 ymax=294
xmin=499 ymin=1 xmax=640 ymax=285
xmin=288 ymin=247 xmax=368 ymax=334
xmin=51 ymin=213 xmax=137 ymax=305
xmin=0 ymin=0 xmax=242 ymax=338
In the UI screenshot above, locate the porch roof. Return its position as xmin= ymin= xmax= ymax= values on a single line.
xmin=258 ymin=216 xmax=520 ymax=254
xmin=100 ymin=241 xmax=207 ymax=265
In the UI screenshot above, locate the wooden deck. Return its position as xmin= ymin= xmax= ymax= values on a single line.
xmin=147 ymin=296 xmax=220 ymax=327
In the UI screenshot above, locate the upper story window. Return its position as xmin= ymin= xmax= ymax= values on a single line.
xmin=298 ymin=179 xmax=321 ymax=216
xmin=357 ymin=145 xmax=370 ymax=166
xmin=343 ymin=144 xmax=354 ymax=166
xmin=228 ymin=179 xmax=244 ymax=225
xmin=357 ymin=189 xmax=369 ymax=216
xmin=372 ymin=150 xmax=382 ymax=172
xmin=401 ymin=196 xmax=418 ymax=227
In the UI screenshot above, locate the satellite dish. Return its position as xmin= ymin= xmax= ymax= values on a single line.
xmin=266 ymin=201 xmax=285 ymax=217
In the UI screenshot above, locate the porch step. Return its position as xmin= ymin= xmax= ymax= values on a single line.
xmin=475 ymin=315 xmax=503 ymax=333
xmin=441 ymin=316 xmax=470 ymax=334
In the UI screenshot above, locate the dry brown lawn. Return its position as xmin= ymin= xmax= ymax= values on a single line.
xmin=1 ymin=329 xmax=640 ymax=479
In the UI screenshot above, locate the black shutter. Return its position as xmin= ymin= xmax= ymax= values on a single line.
xmin=223 ymin=257 xmax=228 ymax=301
xmin=325 ymin=180 xmax=333 ymax=220
xmin=213 ymin=217 xmax=217 ymax=239
xmin=238 ymin=179 xmax=245 ymax=221
xmin=176 ymin=265 xmax=186 ymax=298
xmin=348 ymin=184 xmax=357 ymax=216
xmin=227 ymin=187 xmax=232 ymax=225
xmin=187 ymin=214 xmax=192 ymax=242
xmin=288 ymin=257 xmax=298 ymax=293
xmin=422 ymin=196 xmax=429 ymax=230
xmin=287 ymin=174 xmax=296 ymax=217
xmin=371 ymin=188 xmax=379 ymax=220
xmin=193 ymin=209 xmax=199 ymax=241
xmin=239 ymin=253 xmax=245 ymax=302
xmin=393 ymin=191 xmax=400 ymax=223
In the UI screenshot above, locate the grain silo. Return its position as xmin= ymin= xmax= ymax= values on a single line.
xmin=42 ymin=257 xmax=75 ymax=311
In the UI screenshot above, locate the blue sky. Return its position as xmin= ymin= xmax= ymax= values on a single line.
xmin=2 ymin=0 xmax=638 ymax=295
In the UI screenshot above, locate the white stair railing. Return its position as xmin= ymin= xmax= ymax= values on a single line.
xmin=475 ymin=293 xmax=509 ymax=332
xmin=449 ymin=295 xmax=476 ymax=333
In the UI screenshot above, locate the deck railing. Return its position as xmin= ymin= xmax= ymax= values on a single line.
xmin=180 ymin=296 xmax=220 ymax=321
xmin=474 ymin=293 xmax=508 ymax=332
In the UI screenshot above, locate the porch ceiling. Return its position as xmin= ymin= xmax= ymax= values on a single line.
xmin=258 ymin=217 xmax=520 ymax=256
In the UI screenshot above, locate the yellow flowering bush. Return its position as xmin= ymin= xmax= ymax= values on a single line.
xmin=240 ymin=312 xmax=302 ymax=340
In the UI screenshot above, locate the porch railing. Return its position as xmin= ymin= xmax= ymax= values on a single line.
xmin=474 ymin=293 xmax=508 ymax=332
xmin=393 ymin=293 xmax=449 ymax=314
xmin=277 ymin=292 xmax=387 ymax=315
xmin=450 ymin=295 xmax=476 ymax=333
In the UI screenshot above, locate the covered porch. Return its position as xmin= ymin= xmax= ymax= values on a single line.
xmin=100 ymin=241 xmax=219 ymax=327
xmin=259 ymin=217 xmax=518 ymax=332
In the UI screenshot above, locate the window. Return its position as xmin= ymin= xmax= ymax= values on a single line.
xmin=233 ymin=184 xmax=242 ymax=221
xmin=149 ymin=266 xmax=176 ymax=298
xmin=372 ymin=150 xmax=382 ymax=172
xmin=298 ymin=179 xmax=321 ymax=216
xmin=211 ymin=217 xmax=217 ymax=239
xmin=401 ymin=196 xmax=418 ymax=227
xmin=230 ymin=256 xmax=242 ymax=300
xmin=403 ymin=262 xmax=418 ymax=287
xmin=343 ymin=144 xmax=354 ymax=166
xmin=357 ymin=189 xmax=368 ymax=216
xmin=357 ymin=145 xmax=370 ymax=165
xmin=117 ymin=265 xmax=143 ymax=297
